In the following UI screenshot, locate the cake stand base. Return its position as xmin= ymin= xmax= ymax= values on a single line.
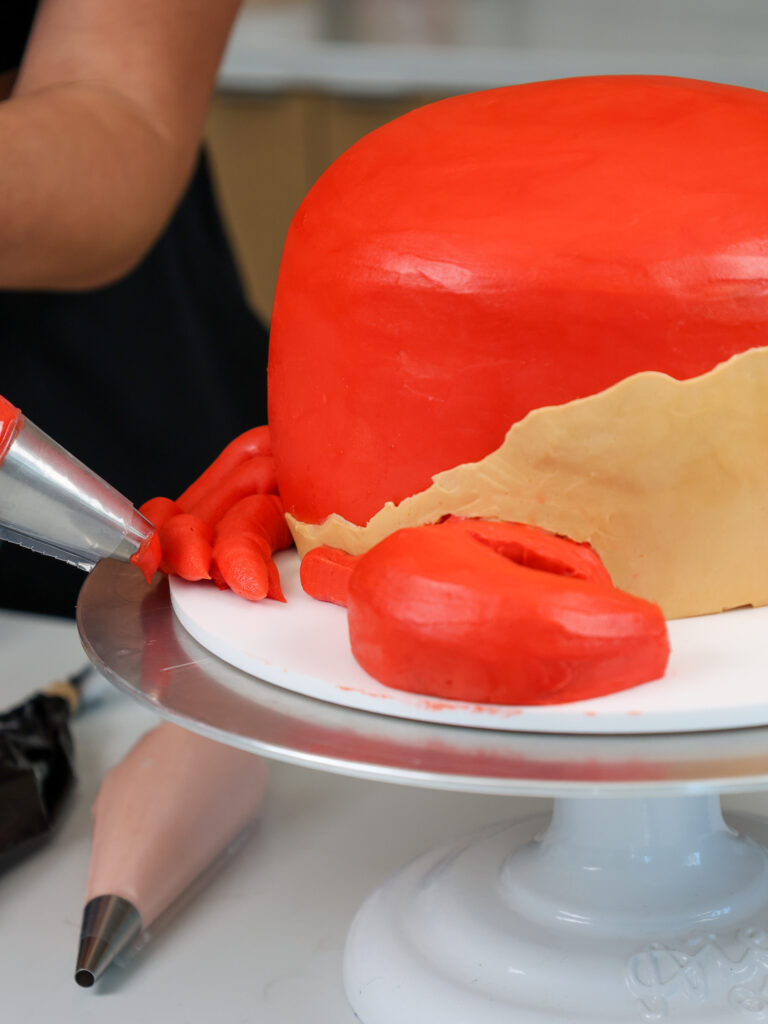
xmin=344 ymin=795 xmax=768 ymax=1023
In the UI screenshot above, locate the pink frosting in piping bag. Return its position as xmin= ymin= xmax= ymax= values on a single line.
xmin=85 ymin=723 xmax=268 ymax=926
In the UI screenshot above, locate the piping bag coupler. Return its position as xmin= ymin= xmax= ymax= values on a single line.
xmin=0 ymin=396 xmax=157 ymax=574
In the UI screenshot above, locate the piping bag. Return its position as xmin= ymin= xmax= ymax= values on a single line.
xmin=0 ymin=666 xmax=90 ymax=874
xmin=0 ymin=395 xmax=268 ymax=982
xmin=0 ymin=393 xmax=160 ymax=873
xmin=0 ymin=395 xmax=160 ymax=581
xmin=76 ymin=724 xmax=268 ymax=987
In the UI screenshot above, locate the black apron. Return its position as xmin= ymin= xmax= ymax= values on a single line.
xmin=0 ymin=153 xmax=269 ymax=616
xmin=1 ymin=2 xmax=36 ymax=75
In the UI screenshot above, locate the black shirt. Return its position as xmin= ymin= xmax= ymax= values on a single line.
xmin=2 ymin=1 xmax=36 ymax=73
xmin=0 ymin=4 xmax=269 ymax=617
xmin=0 ymin=152 xmax=269 ymax=616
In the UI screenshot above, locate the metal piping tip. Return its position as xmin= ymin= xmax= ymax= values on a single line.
xmin=75 ymin=895 xmax=142 ymax=988
xmin=0 ymin=417 xmax=153 ymax=572
xmin=75 ymin=967 xmax=96 ymax=988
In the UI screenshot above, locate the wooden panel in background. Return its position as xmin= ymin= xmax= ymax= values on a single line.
xmin=205 ymin=91 xmax=439 ymax=323
xmin=303 ymin=94 xmax=433 ymax=184
xmin=205 ymin=93 xmax=312 ymax=324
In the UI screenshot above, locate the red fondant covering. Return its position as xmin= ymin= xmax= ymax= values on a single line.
xmin=269 ymin=76 xmax=768 ymax=527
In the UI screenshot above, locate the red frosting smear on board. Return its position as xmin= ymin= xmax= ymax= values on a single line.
xmin=269 ymin=76 xmax=768 ymax=527
xmin=0 ymin=395 xmax=21 ymax=465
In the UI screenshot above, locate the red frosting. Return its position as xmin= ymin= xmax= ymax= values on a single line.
xmin=347 ymin=521 xmax=669 ymax=705
xmin=269 ymin=76 xmax=768 ymax=527
xmin=0 ymin=395 xmax=21 ymax=465
xmin=131 ymin=531 xmax=162 ymax=584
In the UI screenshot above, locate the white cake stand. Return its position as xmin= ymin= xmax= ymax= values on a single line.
xmin=77 ymin=560 xmax=768 ymax=1023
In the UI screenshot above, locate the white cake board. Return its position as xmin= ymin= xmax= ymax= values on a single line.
xmin=170 ymin=550 xmax=768 ymax=735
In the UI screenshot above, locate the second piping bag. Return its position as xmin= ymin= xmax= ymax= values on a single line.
xmin=0 ymin=394 xmax=160 ymax=580
xmin=0 ymin=393 xmax=160 ymax=873
xmin=76 ymin=723 xmax=269 ymax=987
xmin=0 ymin=394 xmax=272 ymax=986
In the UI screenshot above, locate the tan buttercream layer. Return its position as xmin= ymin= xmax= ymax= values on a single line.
xmin=287 ymin=347 xmax=768 ymax=619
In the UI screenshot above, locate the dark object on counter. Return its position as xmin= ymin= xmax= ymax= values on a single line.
xmin=0 ymin=667 xmax=88 ymax=873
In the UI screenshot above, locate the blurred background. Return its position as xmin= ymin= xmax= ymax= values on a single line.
xmin=206 ymin=0 xmax=768 ymax=323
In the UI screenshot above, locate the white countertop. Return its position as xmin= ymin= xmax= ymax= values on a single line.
xmin=3 ymin=605 xmax=768 ymax=1022
xmin=0 ymin=607 xmax=546 ymax=1023
xmin=219 ymin=0 xmax=768 ymax=96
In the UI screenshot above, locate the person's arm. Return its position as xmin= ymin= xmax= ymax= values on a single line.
xmin=0 ymin=0 xmax=242 ymax=291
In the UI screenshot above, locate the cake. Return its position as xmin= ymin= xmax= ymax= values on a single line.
xmin=160 ymin=75 xmax=768 ymax=707
xmin=268 ymin=75 xmax=768 ymax=625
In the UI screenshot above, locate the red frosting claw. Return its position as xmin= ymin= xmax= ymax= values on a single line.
xmin=212 ymin=535 xmax=270 ymax=601
xmin=265 ymin=556 xmax=287 ymax=603
xmin=213 ymin=494 xmax=291 ymax=551
xmin=134 ymin=496 xmax=184 ymax=584
xmin=212 ymin=494 xmax=292 ymax=602
xmin=346 ymin=522 xmax=669 ymax=705
xmin=130 ymin=530 xmax=162 ymax=584
xmin=158 ymin=514 xmax=213 ymax=581
xmin=210 ymin=560 xmax=230 ymax=591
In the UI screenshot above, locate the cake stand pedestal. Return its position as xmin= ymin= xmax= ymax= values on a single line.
xmin=77 ymin=562 xmax=768 ymax=1024
xmin=346 ymin=797 xmax=768 ymax=1023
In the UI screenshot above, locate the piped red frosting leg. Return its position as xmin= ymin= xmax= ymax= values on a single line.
xmin=176 ymin=425 xmax=272 ymax=512
xmin=300 ymin=545 xmax=359 ymax=606
xmin=137 ymin=425 xmax=287 ymax=595
xmin=304 ymin=519 xmax=670 ymax=705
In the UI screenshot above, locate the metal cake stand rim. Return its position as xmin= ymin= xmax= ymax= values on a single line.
xmin=76 ymin=559 xmax=768 ymax=798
